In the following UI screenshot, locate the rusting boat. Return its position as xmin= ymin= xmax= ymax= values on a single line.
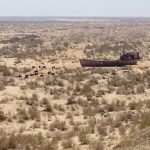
xmin=79 ymin=52 xmax=141 ymax=67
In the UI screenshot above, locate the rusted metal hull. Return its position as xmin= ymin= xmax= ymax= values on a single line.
xmin=79 ymin=59 xmax=138 ymax=67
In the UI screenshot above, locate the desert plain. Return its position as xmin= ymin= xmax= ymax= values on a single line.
xmin=0 ymin=18 xmax=150 ymax=150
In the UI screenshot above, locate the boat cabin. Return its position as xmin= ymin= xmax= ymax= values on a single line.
xmin=120 ymin=52 xmax=140 ymax=60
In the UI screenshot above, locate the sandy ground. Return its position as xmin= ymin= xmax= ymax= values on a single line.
xmin=0 ymin=21 xmax=150 ymax=149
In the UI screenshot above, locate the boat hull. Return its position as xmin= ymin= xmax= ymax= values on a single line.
xmin=79 ymin=59 xmax=138 ymax=67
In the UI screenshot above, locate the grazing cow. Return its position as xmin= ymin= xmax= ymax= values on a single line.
xmin=34 ymin=72 xmax=38 ymax=76
xmin=58 ymin=72 xmax=62 ymax=75
xmin=39 ymin=74 xmax=44 ymax=77
xmin=47 ymin=71 xmax=51 ymax=75
xmin=33 ymin=70 xmax=38 ymax=75
xmin=64 ymin=67 xmax=67 ymax=71
xmin=52 ymin=66 xmax=55 ymax=70
xmin=30 ymin=73 xmax=34 ymax=77
xmin=42 ymin=66 xmax=46 ymax=69
xmin=32 ymin=66 xmax=35 ymax=69
xmin=48 ymin=71 xmax=55 ymax=76
xmin=34 ymin=70 xmax=38 ymax=73
xmin=24 ymin=74 xmax=29 ymax=79
xmin=16 ymin=75 xmax=22 ymax=78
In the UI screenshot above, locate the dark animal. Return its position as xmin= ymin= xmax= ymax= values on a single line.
xmin=32 ymin=66 xmax=35 ymax=69
xmin=39 ymin=74 xmax=44 ymax=77
xmin=24 ymin=74 xmax=29 ymax=79
xmin=64 ymin=67 xmax=67 ymax=71
xmin=42 ymin=66 xmax=46 ymax=69
xmin=47 ymin=71 xmax=51 ymax=75
xmin=30 ymin=74 xmax=34 ymax=76
xmin=47 ymin=71 xmax=54 ymax=76
xmin=52 ymin=66 xmax=55 ymax=70
xmin=16 ymin=75 xmax=22 ymax=78
xmin=34 ymin=72 xmax=38 ymax=76
xmin=58 ymin=72 xmax=62 ymax=75
xmin=33 ymin=70 xmax=38 ymax=74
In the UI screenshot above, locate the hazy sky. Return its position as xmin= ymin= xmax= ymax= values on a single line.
xmin=0 ymin=0 xmax=150 ymax=17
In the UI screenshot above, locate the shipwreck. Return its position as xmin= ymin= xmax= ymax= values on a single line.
xmin=79 ymin=52 xmax=141 ymax=67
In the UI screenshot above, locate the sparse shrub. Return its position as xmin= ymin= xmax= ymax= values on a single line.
xmin=62 ymin=139 xmax=73 ymax=149
xmin=116 ymin=85 xmax=134 ymax=95
xmin=7 ymin=78 xmax=15 ymax=86
xmin=90 ymin=99 xmax=99 ymax=107
xmin=118 ymin=126 xmax=126 ymax=136
xmin=66 ymin=112 xmax=73 ymax=119
xmin=19 ymin=95 xmax=29 ymax=101
xmin=54 ymin=104 xmax=65 ymax=112
xmin=78 ymin=98 xmax=89 ymax=107
xmin=63 ymin=41 xmax=69 ymax=48
xmin=45 ymin=102 xmax=52 ymax=112
xmin=32 ymin=122 xmax=40 ymax=129
xmin=88 ymin=117 xmax=96 ymax=134
xmin=0 ymin=78 xmax=6 ymax=91
xmin=49 ymin=88 xmax=58 ymax=95
xmin=40 ymin=140 xmax=58 ymax=150
xmin=20 ymin=86 xmax=27 ymax=90
xmin=0 ymin=65 xmax=11 ymax=76
xmin=140 ymin=111 xmax=150 ymax=129
xmin=131 ymin=113 xmax=140 ymax=125
xmin=44 ymin=78 xmax=52 ymax=86
xmin=28 ymin=107 xmax=40 ymax=121
xmin=105 ymin=102 xmax=115 ymax=112
xmin=42 ymin=97 xmax=49 ymax=105
xmin=136 ymin=84 xmax=145 ymax=94
xmin=111 ymin=69 xmax=117 ymax=76
xmin=0 ymin=132 xmax=9 ymax=149
xmin=8 ymin=133 xmax=17 ymax=149
xmin=64 ymin=130 xmax=76 ymax=139
xmin=0 ymin=110 xmax=6 ymax=121
xmin=26 ymin=93 xmax=39 ymax=106
xmin=74 ymin=83 xmax=81 ymax=93
xmin=112 ymin=117 xmax=121 ymax=128
xmin=57 ymin=80 xmax=64 ymax=86
xmin=109 ymin=75 xmax=127 ymax=87
xmin=96 ymin=89 xmax=105 ymax=97
xmin=79 ymin=132 xmax=89 ymax=145
xmin=0 ymin=97 xmax=13 ymax=104
xmin=17 ymin=108 xmax=29 ymax=123
xmin=27 ymin=81 xmax=38 ymax=89
xmin=115 ymin=112 xmax=132 ymax=127
xmin=52 ymin=131 xmax=63 ymax=142
xmin=83 ymin=106 xmax=98 ymax=116
xmin=128 ymin=101 xmax=142 ymax=110
xmin=42 ymin=98 xmax=52 ymax=112
xmin=147 ymin=79 xmax=150 ymax=89
xmin=115 ymin=100 xmax=126 ymax=111
xmin=79 ymin=126 xmax=90 ymax=135
xmin=90 ymin=140 xmax=104 ymax=150
xmin=50 ymin=119 xmax=67 ymax=131
xmin=67 ymin=96 xmax=76 ymax=105
xmin=0 ymin=132 xmax=53 ymax=149
xmin=80 ymin=84 xmax=95 ymax=96
xmin=22 ymin=67 xmax=30 ymax=73
xmin=105 ymin=116 xmax=113 ymax=126
xmin=97 ymin=125 xmax=107 ymax=136
xmin=145 ymin=100 xmax=150 ymax=109
xmin=31 ymin=93 xmax=38 ymax=101
xmin=105 ymin=101 xmax=126 ymax=112
xmin=88 ymin=78 xmax=98 ymax=86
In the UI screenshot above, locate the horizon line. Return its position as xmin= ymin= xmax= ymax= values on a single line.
xmin=0 ymin=16 xmax=150 ymax=18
